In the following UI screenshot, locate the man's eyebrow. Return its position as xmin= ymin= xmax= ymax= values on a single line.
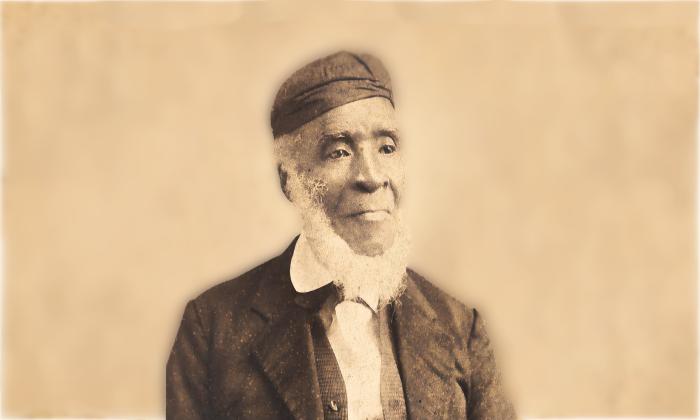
xmin=318 ymin=130 xmax=354 ymax=144
xmin=374 ymin=128 xmax=400 ymax=143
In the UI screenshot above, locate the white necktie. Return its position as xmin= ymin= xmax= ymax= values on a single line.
xmin=331 ymin=300 xmax=383 ymax=420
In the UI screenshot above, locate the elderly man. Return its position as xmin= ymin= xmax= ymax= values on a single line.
xmin=166 ymin=51 xmax=515 ymax=420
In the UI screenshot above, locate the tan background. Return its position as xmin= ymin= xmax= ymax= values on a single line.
xmin=3 ymin=1 xmax=697 ymax=417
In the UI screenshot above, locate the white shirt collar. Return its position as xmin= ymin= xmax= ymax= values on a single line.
xmin=290 ymin=233 xmax=378 ymax=311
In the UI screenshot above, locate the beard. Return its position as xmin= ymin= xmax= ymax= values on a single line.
xmin=283 ymin=164 xmax=411 ymax=307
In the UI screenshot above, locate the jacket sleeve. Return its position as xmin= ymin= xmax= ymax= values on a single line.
xmin=166 ymin=300 xmax=211 ymax=420
xmin=466 ymin=309 xmax=517 ymax=420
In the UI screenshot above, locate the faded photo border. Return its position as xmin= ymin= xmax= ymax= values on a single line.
xmin=0 ymin=0 xmax=700 ymax=420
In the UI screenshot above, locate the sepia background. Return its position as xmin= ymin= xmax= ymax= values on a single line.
xmin=2 ymin=1 xmax=697 ymax=417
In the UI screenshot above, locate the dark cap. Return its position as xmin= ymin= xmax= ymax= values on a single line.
xmin=270 ymin=51 xmax=394 ymax=138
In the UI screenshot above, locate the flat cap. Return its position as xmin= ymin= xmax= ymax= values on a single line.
xmin=271 ymin=51 xmax=394 ymax=138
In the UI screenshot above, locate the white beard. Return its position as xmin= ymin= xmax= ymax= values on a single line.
xmin=283 ymin=164 xmax=411 ymax=307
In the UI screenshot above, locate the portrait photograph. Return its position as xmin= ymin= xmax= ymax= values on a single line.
xmin=1 ymin=1 xmax=697 ymax=419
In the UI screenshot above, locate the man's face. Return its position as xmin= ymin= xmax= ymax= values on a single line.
xmin=285 ymin=97 xmax=405 ymax=257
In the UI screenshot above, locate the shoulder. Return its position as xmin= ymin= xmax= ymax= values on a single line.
xmin=405 ymin=268 xmax=479 ymax=340
xmin=193 ymin=262 xmax=266 ymax=309
xmin=185 ymin=244 xmax=293 ymax=328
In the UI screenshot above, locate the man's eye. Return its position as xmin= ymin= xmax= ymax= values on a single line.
xmin=380 ymin=144 xmax=396 ymax=154
xmin=328 ymin=149 xmax=350 ymax=160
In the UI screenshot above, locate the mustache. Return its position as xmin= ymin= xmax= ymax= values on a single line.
xmin=333 ymin=190 xmax=396 ymax=216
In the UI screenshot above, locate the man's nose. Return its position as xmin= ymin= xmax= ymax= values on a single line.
xmin=353 ymin=149 xmax=389 ymax=193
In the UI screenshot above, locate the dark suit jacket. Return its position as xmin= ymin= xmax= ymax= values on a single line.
xmin=167 ymin=239 xmax=515 ymax=420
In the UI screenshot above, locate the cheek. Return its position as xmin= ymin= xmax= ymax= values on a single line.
xmin=318 ymin=177 xmax=348 ymax=214
xmin=303 ymin=166 xmax=350 ymax=213
xmin=387 ymin=159 xmax=406 ymax=201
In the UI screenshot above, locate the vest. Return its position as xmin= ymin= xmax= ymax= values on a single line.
xmin=311 ymin=304 xmax=408 ymax=420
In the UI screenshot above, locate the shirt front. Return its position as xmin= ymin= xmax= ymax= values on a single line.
xmin=290 ymin=234 xmax=384 ymax=420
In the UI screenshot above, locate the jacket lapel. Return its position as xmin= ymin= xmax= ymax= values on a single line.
xmin=393 ymin=275 xmax=458 ymax=419
xmin=249 ymin=238 xmax=325 ymax=420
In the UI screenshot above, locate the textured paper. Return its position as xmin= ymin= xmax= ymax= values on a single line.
xmin=3 ymin=1 xmax=697 ymax=417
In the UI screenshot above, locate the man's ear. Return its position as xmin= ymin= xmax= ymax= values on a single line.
xmin=277 ymin=164 xmax=292 ymax=202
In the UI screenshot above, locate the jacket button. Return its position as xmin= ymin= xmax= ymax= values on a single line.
xmin=329 ymin=400 xmax=339 ymax=412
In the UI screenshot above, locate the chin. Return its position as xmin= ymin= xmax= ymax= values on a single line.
xmin=349 ymin=240 xmax=389 ymax=257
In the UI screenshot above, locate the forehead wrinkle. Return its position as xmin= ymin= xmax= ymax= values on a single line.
xmin=308 ymin=98 xmax=398 ymax=144
xmin=319 ymin=117 xmax=365 ymax=135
